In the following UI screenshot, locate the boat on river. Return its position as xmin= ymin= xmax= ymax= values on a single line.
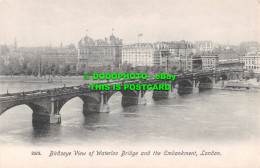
xmin=223 ymin=80 xmax=250 ymax=91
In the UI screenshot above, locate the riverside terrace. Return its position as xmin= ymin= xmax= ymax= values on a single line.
xmin=0 ymin=70 xmax=230 ymax=125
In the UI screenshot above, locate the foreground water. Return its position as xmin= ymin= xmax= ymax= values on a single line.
xmin=0 ymin=81 xmax=259 ymax=146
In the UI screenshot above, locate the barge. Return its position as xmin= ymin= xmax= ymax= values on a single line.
xmin=223 ymin=80 xmax=250 ymax=91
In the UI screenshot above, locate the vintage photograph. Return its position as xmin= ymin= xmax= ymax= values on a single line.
xmin=0 ymin=0 xmax=259 ymax=167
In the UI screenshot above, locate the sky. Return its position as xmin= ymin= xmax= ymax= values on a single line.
xmin=0 ymin=0 xmax=259 ymax=47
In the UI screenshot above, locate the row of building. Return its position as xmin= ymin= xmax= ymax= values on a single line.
xmin=77 ymin=33 xmax=260 ymax=73
xmin=77 ymin=33 xmax=221 ymax=71
xmin=1 ymin=33 xmax=260 ymax=73
xmin=0 ymin=42 xmax=78 ymax=65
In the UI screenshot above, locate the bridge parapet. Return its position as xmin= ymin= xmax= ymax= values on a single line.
xmin=0 ymin=70 xmax=231 ymax=125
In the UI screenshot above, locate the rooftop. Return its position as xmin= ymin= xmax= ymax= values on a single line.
xmin=123 ymin=43 xmax=154 ymax=49
xmin=201 ymin=51 xmax=218 ymax=56
xmin=78 ymin=34 xmax=122 ymax=47
xmin=245 ymin=51 xmax=260 ymax=56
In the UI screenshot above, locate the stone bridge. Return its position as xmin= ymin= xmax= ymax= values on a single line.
xmin=0 ymin=71 xmax=229 ymax=125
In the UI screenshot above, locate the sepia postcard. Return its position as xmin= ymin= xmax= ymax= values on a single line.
xmin=0 ymin=0 xmax=259 ymax=167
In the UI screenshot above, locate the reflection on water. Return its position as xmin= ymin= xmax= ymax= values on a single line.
xmin=83 ymin=113 xmax=109 ymax=131
xmin=32 ymin=124 xmax=62 ymax=139
xmin=32 ymin=123 xmax=51 ymax=138
xmin=0 ymin=81 xmax=259 ymax=146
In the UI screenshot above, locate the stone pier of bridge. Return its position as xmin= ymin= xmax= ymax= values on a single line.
xmin=193 ymin=79 xmax=199 ymax=94
xmin=83 ymin=91 xmax=110 ymax=114
xmin=152 ymin=81 xmax=177 ymax=99
xmin=83 ymin=90 xmax=147 ymax=114
xmin=30 ymin=96 xmax=62 ymax=125
xmin=49 ymin=97 xmax=61 ymax=124
xmin=122 ymin=90 xmax=146 ymax=106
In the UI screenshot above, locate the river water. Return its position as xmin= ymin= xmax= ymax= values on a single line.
xmin=0 ymin=80 xmax=259 ymax=146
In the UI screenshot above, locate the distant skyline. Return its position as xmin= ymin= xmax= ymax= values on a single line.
xmin=0 ymin=0 xmax=259 ymax=47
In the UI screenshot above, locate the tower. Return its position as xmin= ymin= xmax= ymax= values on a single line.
xmin=84 ymin=29 xmax=89 ymax=45
xmin=110 ymin=28 xmax=116 ymax=45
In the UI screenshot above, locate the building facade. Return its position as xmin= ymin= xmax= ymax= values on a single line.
xmin=244 ymin=51 xmax=260 ymax=73
xmin=78 ymin=33 xmax=122 ymax=67
xmin=122 ymin=43 xmax=154 ymax=67
xmin=168 ymin=41 xmax=196 ymax=57
xmin=122 ymin=41 xmax=200 ymax=71
xmin=201 ymin=52 xmax=219 ymax=70
xmin=159 ymin=41 xmax=197 ymax=71
xmin=171 ymin=54 xmax=202 ymax=72
xmin=154 ymin=42 xmax=170 ymax=67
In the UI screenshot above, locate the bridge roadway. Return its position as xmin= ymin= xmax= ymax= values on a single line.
xmin=0 ymin=71 xmax=229 ymax=125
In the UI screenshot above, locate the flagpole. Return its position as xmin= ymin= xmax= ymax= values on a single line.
xmin=137 ymin=33 xmax=143 ymax=45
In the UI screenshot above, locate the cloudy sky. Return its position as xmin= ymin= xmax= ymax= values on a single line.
xmin=0 ymin=0 xmax=259 ymax=47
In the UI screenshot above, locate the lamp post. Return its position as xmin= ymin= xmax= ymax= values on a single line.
xmin=37 ymin=50 xmax=41 ymax=78
xmin=166 ymin=55 xmax=168 ymax=72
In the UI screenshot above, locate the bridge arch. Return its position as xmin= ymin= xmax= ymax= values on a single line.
xmin=107 ymin=88 xmax=146 ymax=106
xmin=0 ymin=102 xmax=49 ymax=115
xmin=58 ymin=96 xmax=84 ymax=113
xmin=57 ymin=93 xmax=103 ymax=115
xmin=177 ymin=79 xmax=193 ymax=95
xmin=0 ymin=102 xmax=30 ymax=116
xmin=107 ymin=90 xmax=122 ymax=102
xmin=107 ymin=89 xmax=139 ymax=102
xmin=198 ymin=76 xmax=213 ymax=83
xmin=198 ymin=76 xmax=213 ymax=91
xmin=0 ymin=101 xmax=51 ymax=125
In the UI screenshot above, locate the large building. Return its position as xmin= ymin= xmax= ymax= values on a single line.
xmin=168 ymin=41 xmax=196 ymax=57
xmin=157 ymin=41 xmax=197 ymax=71
xmin=77 ymin=33 xmax=122 ymax=67
xmin=163 ymin=41 xmax=199 ymax=72
xmin=201 ymin=52 xmax=219 ymax=70
xmin=181 ymin=54 xmax=202 ymax=71
xmin=171 ymin=54 xmax=202 ymax=72
xmin=122 ymin=42 xmax=173 ymax=68
xmin=154 ymin=42 xmax=171 ymax=67
xmin=122 ymin=43 xmax=155 ymax=67
xmin=121 ymin=41 xmax=201 ymax=72
xmin=244 ymin=51 xmax=260 ymax=73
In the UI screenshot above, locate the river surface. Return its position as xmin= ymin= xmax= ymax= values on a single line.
xmin=0 ymin=80 xmax=259 ymax=146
